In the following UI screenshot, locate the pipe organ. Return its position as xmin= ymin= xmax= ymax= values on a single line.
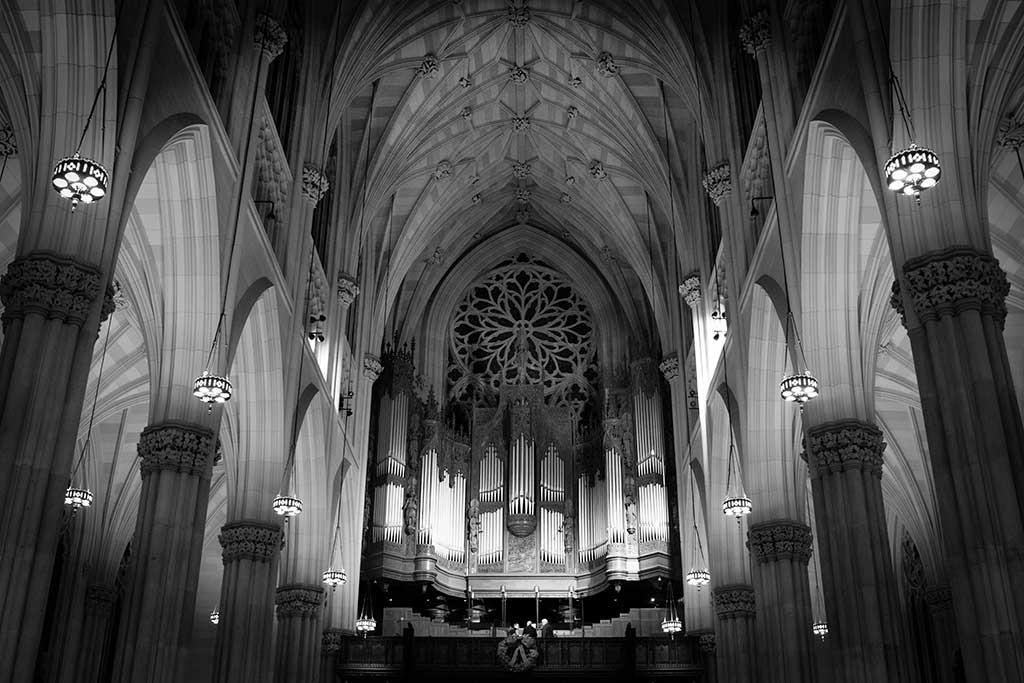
xmin=363 ymin=262 xmax=671 ymax=596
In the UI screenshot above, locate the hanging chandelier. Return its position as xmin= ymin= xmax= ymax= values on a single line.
xmin=52 ymin=154 xmax=109 ymax=210
xmin=64 ymin=487 xmax=95 ymax=510
xmin=355 ymin=613 xmax=377 ymax=636
xmin=322 ymin=567 xmax=347 ymax=589
xmin=272 ymin=493 xmax=303 ymax=518
xmin=193 ymin=370 xmax=233 ymax=406
xmin=812 ymin=620 xmax=828 ymax=639
xmin=884 ymin=144 xmax=940 ymax=200
xmin=685 ymin=568 xmax=711 ymax=588
xmin=661 ymin=582 xmax=683 ymax=637
xmin=722 ymin=495 xmax=752 ymax=518
xmin=779 ymin=371 xmax=819 ymax=404
xmin=721 ymin=400 xmax=752 ymax=521
xmin=210 ymin=608 xmax=220 ymax=625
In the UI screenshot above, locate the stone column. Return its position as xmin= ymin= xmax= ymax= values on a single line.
xmin=321 ymin=627 xmax=345 ymax=681
xmin=212 ymin=521 xmax=282 ymax=683
xmin=712 ymin=585 xmax=757 ymax=683
xmin=747 ymin=520 xmax=815 ymax=683
xmin=805 ymin=420 xmax=914 ymax=682
xmin=76 ymin=584 xmax=119 ymax=681
xmin=891 ymin=247 xmax=1024 ymax=679
xmin=273 ymin=584 xmax=325 ymax=683
xmin=923 ymin=585 xmax=958 ymax=683
xmin=695 ymin=631 xmax=717 ymax=683
xmin=0 ymin=254 xmax=109 ymax=680
xmin=110 ymin=423 xmax=217 ymax=683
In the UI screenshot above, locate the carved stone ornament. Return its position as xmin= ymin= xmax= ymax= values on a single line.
xmin=322 ymin=627 xmax=345 ymax=652
xmin=588 ymin=160 xmax=607 ymax=180
xmin=434 ymin=159 xmax=453 ymax=180
xmin=508 ymin=65 xmax=530 ymax=84
xmin=516 ymin=209 xmax=530 ymax=223
xmin=507 ymin=4 xmax=530 ymax=28
xmin=137 ymin=423 xmax=217 ymax=479
xmin=891 ymin=246 xmax=1010 ymax=328
xmin=996 ymin=112 xmax=1024 ymax=149
xmin=596 ymin=52 xmax=619 ymax=77
xmin=0 ymin=122 xmax=16 ymax=157
xmin=512 ymin=115 xmax=531 ymax=132
xmin=678 ymin=273 xmax=702 ymax=307
xmin=458 ymin=76 xmax=472 ymax=88
xmin=0 ymin=252 xmax=104 ymax=329
xmin=460 ymin=106 xmax=473 ymax=120
xmin=111 ymin=279 xmax=130 ymax=311
xmin=701 ymin=161 xmax=732 ymax=206
xmin=712 ymin=585 xmax=756 ymax=618
xmin=566 ymin=105 xmax=579 ymax=119
xmin=219 ymin=521 xmax=282 ymax=563
xmin=923 ymin=585 xmax=953 ymax=614
xmin=513 ymin=162 xmax=532 ymax=179
xmin=698 ymin=632 xmax=717 ymax=653
xmin=560 ymin=192 xmax=572 ymax=203
xmin=564 ymin=175 xmax=577 ymax=186
xmin=738 ymin=10 xmax=771 ymax=55
xmin=275 ymin=584 xmax=324 ymax=617
xmin=417 ymin=53 xmax=440 ymax=79
xmin=599 ymin=245 xmax=615 ymax=263
xmin=426 ymin=247 xmax=444 ymax=265
xmin=254 ymin=14 xmax=288 ymax=60
xmin=747 ymin=520 xmax=813 ymax=564
xmin=337 ymin=273 xmax=360 ymax=306
xmin=301 ymin=164 xmax=330 ymax=205
xmin=659 ymin=354 xmax=680 ymax=382
xmin=569 ymin=74 xmax=582 ymax=88
xmin=515 ymin=188 xmax=532 ymax=204
xmin=85 ymin=584 xmax=119 ymax=617
xmin=472 ymin=193 xmax=482 ymax=204
xmin=363 ymin=354 xmax=384 ymax=381
xmin=805 ymin=419 xmax=885 ymax=478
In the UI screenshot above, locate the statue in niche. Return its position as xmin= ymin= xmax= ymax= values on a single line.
xmin=562 ymin=497 xmax=575 ymax=557
xmin=467 ymin=498 xmax=481 ymax=553
xmin=624 ymin=494 xmax=637 ymax=535
xmin=403 ymin=485 xmax=419 ymax=536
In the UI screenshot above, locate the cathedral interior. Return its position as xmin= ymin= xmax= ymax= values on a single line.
xmin=0 ymin=0 xmax=1022 ymax=681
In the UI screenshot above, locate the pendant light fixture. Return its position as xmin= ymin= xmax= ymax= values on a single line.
xmin=195 ymin=25 xmax=273 ymax=408
xmin=51 ymin=1 xmax=124 ymax=210
xmin=685 ymin=473 xmax=710 ymax=589
xmin=760 ymin=118 xmax=819 ymax=406
xmin=355 ymin=583 xmax=376 ymax=636
xmin=808 ymin=493 xmax=828 ymax=639
xmin=660 ymin=581 xmax=683 ymax=637
xmin=65 ymin=305 xmax=116 ymax=511
xmin=273 ymin=245 xmax=319 ymax=521
xmin=322 ymin=490 xmax=348 ymax=589
xmin=721 ymin=359 xmax=751 ymax=520
xmin=210 ymin=608 xmax=220 ymax=625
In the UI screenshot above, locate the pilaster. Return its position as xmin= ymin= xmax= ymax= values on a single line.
xmin=273 ymin=584 xmax=325 ymax=683
xmin=712 ymin=584 xmax=757 ymax=683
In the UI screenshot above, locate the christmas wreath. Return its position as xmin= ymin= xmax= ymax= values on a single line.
xmin=496 ymin=634 xmax=539 ymax=672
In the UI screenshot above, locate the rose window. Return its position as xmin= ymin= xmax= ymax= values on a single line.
xmin=448 ymin=257 xmax=596 ymax=407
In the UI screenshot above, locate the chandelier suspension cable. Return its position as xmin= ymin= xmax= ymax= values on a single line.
xmin=323 ymin=480 xmax=348 ymax=589
xmin=273 ymin=242 xmax=317 ymax=518
xmin=66 ymin=308 xmax=116 ymax=509
xmin=195 ymin=27 xmax=270 ymax=406
xmin=75 ymin=0 xmax=125 ymax=155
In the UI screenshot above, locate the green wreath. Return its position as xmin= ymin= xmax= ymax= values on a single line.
xmin=496 ymin=634 xmax=540 ymax=672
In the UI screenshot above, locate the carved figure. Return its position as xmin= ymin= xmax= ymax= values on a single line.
xmin=467 ymin=498 xmax=482 ymax=553
xmin=403 ymin=490 xmax=418 ymax=536
xmin=624 ymin=494 xmax=637 ymax=535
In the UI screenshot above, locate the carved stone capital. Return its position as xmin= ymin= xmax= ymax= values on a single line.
xmin=697 ymin=631 xmax=717 ymax=653
xmin=712 ymin=584 xmax=756 ymax=618
xmin=85 ymin=583 xmax=119 ymax=617
xmin=702 ymin=162 xmax=732 ymax=206
xmin=219 ymin=521 xmax=281 ymax=563
xmin=659 ymin=354 xmax=680 ymax=382
xmin=747 ymin=520 xmax=812 ymax=564
xmin=275 ymin=584 xmax=325 ymax=617
xmin=254 ymin=14 xmax=287 ymax=60
xmin=892 ymin=246 xmax=1010 ymax=328
xmin=322 ymin=627 xmax=346 ymax=652
xmin=805 ymin=419 xmax=885 ymax=479
xmin=337 ymin=273 xmax=360 ymax=306
xmin=739 ymin=11 xmax=772 ymax=54
xmin=363 ymin=354 xmax=383 ymax=381
xmin=137 ymin=422 xmax=217 ymax=479
xmin=111 ymin=279 xmax=129 ymax=311
xmin=0 ymin=252 xmax=104 ymax=328
xmin=678 ymin=273 xmax=702 ymax=307
xmin=301 ymin=164 xmax=330 ymax=205
xmin=507 ymin=4 xmax=530 ymax=28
